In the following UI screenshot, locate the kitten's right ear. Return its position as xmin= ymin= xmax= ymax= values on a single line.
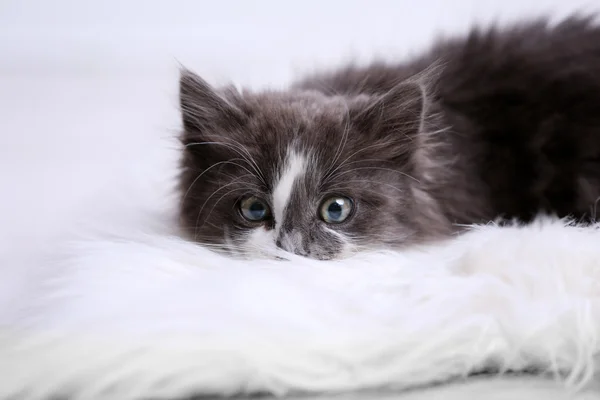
xmin=179 ymin=69 xmax=245 ymax=137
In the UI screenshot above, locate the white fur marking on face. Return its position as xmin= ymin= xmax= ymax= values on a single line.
xmin=245 ymin=227 xmax=277 ymax=258
xmin=323 ymin=226 xmax=353 ymax=258
xmin=272 ymin=149 xmax=307 ymax=232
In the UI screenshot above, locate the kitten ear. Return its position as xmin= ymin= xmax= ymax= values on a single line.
xmin=355 ymin=80 xmax=428 ymax=145
xmin=179 ymin=68 xmax=245 ymax=138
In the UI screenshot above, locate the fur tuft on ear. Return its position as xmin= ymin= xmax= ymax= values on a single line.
xmin=351 ymin=62 xmax=444 ymax=161
xmin=179 ymin=68 xmax=246 ymax=138
xmin=376 ymin=81 xmax=426 ymax=132
xmin=351 ymin=80 xmax=427 ymax=160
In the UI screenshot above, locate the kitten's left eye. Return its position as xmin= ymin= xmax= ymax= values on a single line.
xmin=319 ymin=196 xmax=354 ymax=224
xmin=239 ymin=196 xmax=271 ymax=222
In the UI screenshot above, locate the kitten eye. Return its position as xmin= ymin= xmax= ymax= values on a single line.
xmin=319 ymin=196 xmax=354 ymax=224
xmin=239 ymin=196 xmax=271 ymax=222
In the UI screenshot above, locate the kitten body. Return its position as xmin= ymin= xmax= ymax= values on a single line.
xmin=179 ymin=16 xmax=600 ymax=259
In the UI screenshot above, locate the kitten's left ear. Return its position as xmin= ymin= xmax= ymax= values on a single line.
xmin=179 ymin=68 xmax=246 ymax=138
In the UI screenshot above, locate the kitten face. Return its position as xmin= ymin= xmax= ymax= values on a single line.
xmin=178 ymin=69 xmax=447 ymax=259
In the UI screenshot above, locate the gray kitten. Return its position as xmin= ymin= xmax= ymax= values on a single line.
xmin=178 ymin=16 xmax=600 ymax=260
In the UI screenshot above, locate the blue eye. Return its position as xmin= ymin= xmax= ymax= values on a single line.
xmin=319 ymin=196 xmax=353 ymax=223
xmin=239 ymin=196 xmax=271 ymax=221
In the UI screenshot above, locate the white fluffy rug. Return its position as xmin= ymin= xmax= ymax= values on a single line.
xmin=1 ymin=215 xmax=600 ymax=399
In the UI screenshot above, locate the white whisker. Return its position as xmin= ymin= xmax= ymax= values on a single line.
xmin=181 ymin=158 xmax=255 ymax=205
xmin=323 ymin=100 xmax=351 ymax=178
xmin=327 ymin=179 xmax=406 ymax=196
xmin=186 ymin=140 xmax=267 ymax=186
xmin=322 ymin=141 xmax=395 ymax=184
xmin=193 ymin=178 xmax=259 ymax=239
xmin=325 ymin=166 xmax=420 ymax=184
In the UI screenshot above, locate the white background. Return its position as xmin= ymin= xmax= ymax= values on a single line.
xmin=1 ymin=0 xmax=599 ymax=253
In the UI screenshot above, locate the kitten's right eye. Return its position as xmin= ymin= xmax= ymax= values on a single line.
xmin=319 ymin=196 xmax=354 ymax=223
xmin=239 ymin=196 xmax=271 ymax=222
